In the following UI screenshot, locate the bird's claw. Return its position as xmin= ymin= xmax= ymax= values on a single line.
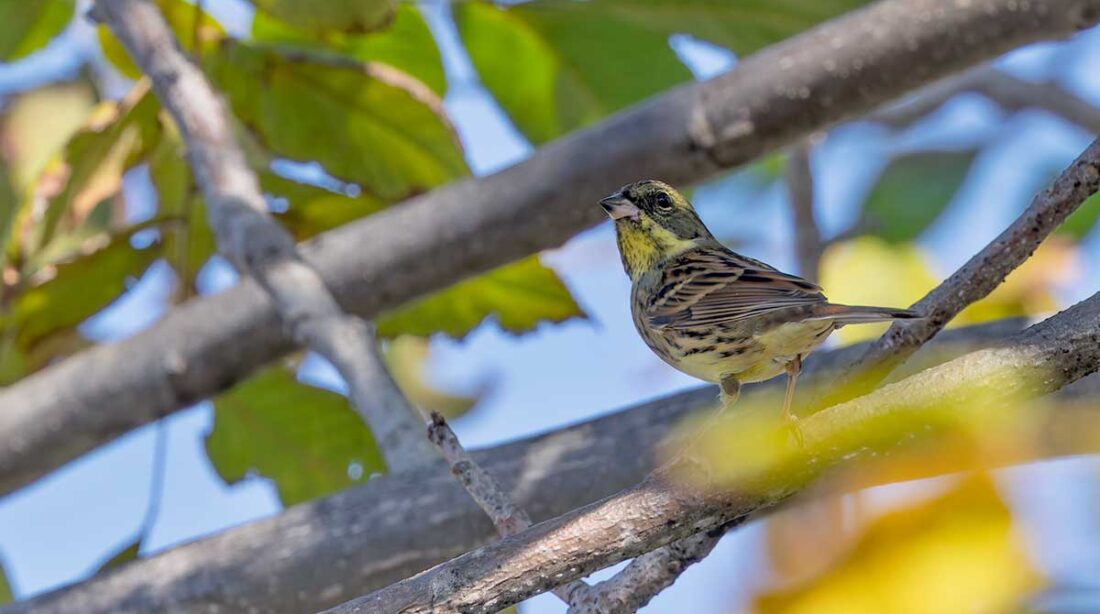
xmin=782 ymin=413 xmax=804 ymax=448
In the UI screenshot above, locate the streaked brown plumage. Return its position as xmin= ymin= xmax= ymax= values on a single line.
xmin=601 ymin=179 xmax=919 ymax=422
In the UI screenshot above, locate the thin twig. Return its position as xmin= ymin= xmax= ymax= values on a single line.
xmin=567 ymin=528 xmax=728 ymax=614
xmin=426 ymin=412 xmax=592 ymax=606
xmin=817 ymin=135 xmax=1100 ymax=409
xmin=95 ymin=0 xmax=437 ymax=471
xmin=785 ymin=140 xmax=824 ymax=282
xmin=870 ymin=66 xmax=1100 ymax=133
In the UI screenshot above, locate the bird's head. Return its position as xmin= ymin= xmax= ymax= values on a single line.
xmin=600 ymin=180 xmax=713 ymax=280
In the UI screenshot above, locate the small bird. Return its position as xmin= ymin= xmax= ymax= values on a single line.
xmin=600 ymin=179 xmax=919 ymax=426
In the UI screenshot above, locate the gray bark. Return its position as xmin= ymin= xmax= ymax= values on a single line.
xmin=6 ymin=322 xmax=1031 ymax=613
xmin=1 ymin=0 xmax=1098 ymax=496
xmin=329 ymin=294 xmax=1100 ymax=614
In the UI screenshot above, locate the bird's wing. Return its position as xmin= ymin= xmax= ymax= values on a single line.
xmin=646 ymin=249 xmax=827 ymax=329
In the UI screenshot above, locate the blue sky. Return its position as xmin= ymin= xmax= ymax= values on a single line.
xmin=1 ymin=2 xmax=1100 ymax=612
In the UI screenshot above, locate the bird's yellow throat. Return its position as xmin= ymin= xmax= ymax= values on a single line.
xmin=614 ymin=219 xmax=698 ymax=281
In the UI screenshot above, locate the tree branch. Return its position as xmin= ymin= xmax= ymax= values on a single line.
xmin=818 ymin=135 xmax=1100 ymax=408
xmin=426 ymin=413 xmax=592 ymax=606
xmin=93 ymin=0 xmax=434 ymax=470
xmin=870 ymin=65 xmax=1100 ymax=133
xmin=785 ymin=140 xmax=823 ymax=282
xmin=7 ymin=322 xmax=1036 ymax=614
xmin=0 ymin=0 xmax=1095 ymax=497
xmin=329 ymin=293 xmax=1100 ymax=614
xmin=567 ymin=527 xmax=727 ymax=614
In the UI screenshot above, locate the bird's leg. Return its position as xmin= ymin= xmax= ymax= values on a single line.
xmin=783 ymin=355 xmax=805 ymax=446
xmin=719 ymin=375 xmax=741 ymax=411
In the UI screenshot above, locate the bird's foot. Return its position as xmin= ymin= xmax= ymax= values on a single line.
xmin=781 ymin=412 xmax=804 ymax=448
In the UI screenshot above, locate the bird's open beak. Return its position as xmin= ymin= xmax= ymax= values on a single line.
xmin=599 ymin=193 xmax=640 ymax=221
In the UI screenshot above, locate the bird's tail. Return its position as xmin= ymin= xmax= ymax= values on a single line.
xmin=808 ymin=304 xmax=922 ymax=325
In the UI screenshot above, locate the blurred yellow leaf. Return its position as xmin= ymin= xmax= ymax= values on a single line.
xmin=385 ymin=336 xmax=485 ymax=419
xmin=820 ymin=237 xmax=1079 ymax=345
xmin=754 ymin=476 xmax=1043 ymax=614
xmin=819 ymin=237 xmax=937 ymax=345
xmin=1 ymin=79 xmax=96 ymax=190
xmin=767 ymin=496 xmax=858 ymax=586
xmin=31 ymin=81 xmax=161 ymax=256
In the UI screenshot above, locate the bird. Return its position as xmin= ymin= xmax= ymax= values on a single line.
xmin=600 ymin=179 xmax=919 ymax=430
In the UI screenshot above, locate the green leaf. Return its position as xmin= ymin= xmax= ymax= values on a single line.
xmin=0 ymin=0 xmax=74 ymax=61
xmin=95 ymin=537 xmax=141 ymax=574
xmin=456 ymin=1 xmax=689 ymax=144
xmin=0 ymin=557 xmax=11 ymax=605
xmin=1057 ymin=189 xmax=1100 ymax=241
xmin=377 ymin=256 xmax=586 ymax=339
xmin=35 ymin=82 xmax=161 ymax=255
xmin=0 ymin=152 xmax=16 ymax=270
xmin=456 ymin=0 xmax=867 ymax=144
xmin=262 ymin=172 xmax=387 ymax=241
xmin=205 ymin=366 xmax=385 ymax=505
xmin=249 ymin=0 xmax=395 ymax=35
xmin=860 ymin=151 xmax=975 ymax=243
xmin=252 ymin=4 xmax=445 ymax=96
xmin=150 ymin=121 xmax=214 ymax=287
xmin=98 ymin=0 xmax=225 ymax=79
xmin=205 ymin=41 xmax=467 ymax=201
xmin=1 ymin=227 xmax=160 ymax=353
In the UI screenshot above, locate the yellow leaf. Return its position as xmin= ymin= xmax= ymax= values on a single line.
xmin=385 ymin=336 xmax=485 ymax=419
xmin=819 ymin=237 xmax=1080 ymax=345
xmin=2 ymin=80 xmax=96 ymax=190
xmin=819 ymin=237 xmax=938 ymax=345
xmin=755 ymin=476 xmax=1043 ymax=614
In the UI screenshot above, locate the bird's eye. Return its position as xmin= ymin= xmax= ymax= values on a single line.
xmin=654 ymin=193 xmax=674 ymax=213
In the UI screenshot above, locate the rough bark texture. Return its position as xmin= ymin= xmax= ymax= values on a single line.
xmin=426 ymin=412 xmax=592 ymax=605
xmin=567 ymin=528 xmax=727 ymax=614
xmin=330 ymin=295 xmax=1100 ymax=614
xmin=7 ymin=323 xmax=1029 ymax=613
xmin=1 ymin=0 xmax=1098 ymax=497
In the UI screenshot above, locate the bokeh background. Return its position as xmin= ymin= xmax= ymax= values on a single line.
xmin=2 ymin=0 xmax=1100 ymax=612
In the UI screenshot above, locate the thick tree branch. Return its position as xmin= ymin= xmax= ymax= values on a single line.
xmin=7 ymin=322 xmax=1034 ymax=614
xmin=0 ymin=0 xmax=1096 ymax=496
xmin=330 ymin=294 xmax=1100 ymax=614
xmin=92 ymin=0 xmax=434 ymax=470
xmin=819 ymin=135 xmax=1100 ymax=408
